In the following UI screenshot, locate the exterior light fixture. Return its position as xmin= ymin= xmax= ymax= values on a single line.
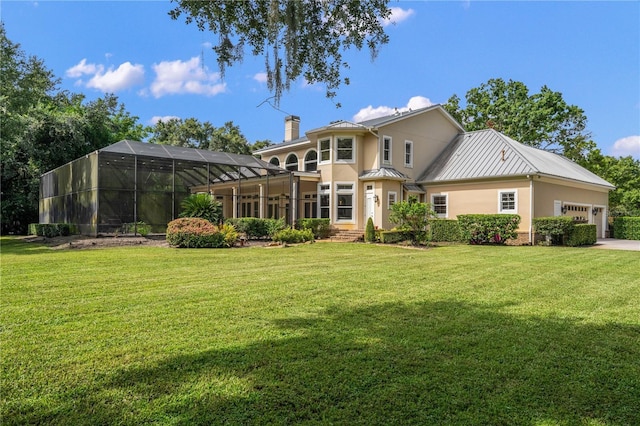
xmin=592 ymin=208 xmax=598 ymax=216
xmin=561 ymin=206 xmax=568 ymax=214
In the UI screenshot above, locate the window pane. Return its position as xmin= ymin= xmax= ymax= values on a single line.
xmin=336 ymin=137 xmax=353 ymax=161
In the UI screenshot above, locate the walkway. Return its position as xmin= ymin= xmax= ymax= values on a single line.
xmin=591 ymin=239 xmax=640 ymax=251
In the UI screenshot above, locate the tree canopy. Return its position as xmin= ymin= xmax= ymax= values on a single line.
xmin=444 ymin=78 xmax=595 ymax=162
xmin=169 ymin=0 xmax=391 ymax=106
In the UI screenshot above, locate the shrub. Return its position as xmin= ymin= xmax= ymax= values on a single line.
xmin=533 ymin=217 xmax=575 ymax=245
xmin=379 ymin=230 xmax=409 ymax=244
xmin=272 ymin=227 xmax=314 ymax=244
xmin=297 ymin=218 xmax=331 ymax=239
xmin=428 ymin=219 xmax=462 ymax=242
xmin=219 ymin=223 xmax=239 ymax=247
xmin=121 ymin=221 xmax=151 ymax=236
xmin=28 ymin=223 xmax=72 ymax=237
xmin=612 ymin=217 xmax=640 ymax=240
xmin=566 ymin=224 xmax=597 ymax=246
xmin=224 ymin=218 xmax=288 ymax=239
xmin=166 ymin=218 xmax=226 ymax=248
xmin=389 ymin=196 xmax=434 ymax=244
xmin=458 ymin=214 xmax=521 ymax=245
xmin=265 ymin=218 xmax=287 ymax=237
xmin=364 ymin=217 xmax=376 ymax=243
xmin=179 ymin=194 xmax=223 ymax=224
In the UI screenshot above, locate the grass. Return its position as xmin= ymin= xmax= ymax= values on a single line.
xmin=1 ymin=237 xmax=639 ymax=425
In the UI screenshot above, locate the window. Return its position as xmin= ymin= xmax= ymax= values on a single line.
xmin=404 ymin=140 xmax=413 ymax=168
xmin=304 ymin=150 xmax=318 ymax=171
xmin=303 ymin=193 xmax=317 ymax=218
xmin=269 ymin=157 xmax=280 ymax=167
xmin=285 ymin=153 xmax=298 ymax=171
xmin=382 ymin=136 xmax=392 ymax=165
xmin=336 ymin=137 xmax=354 ymax=162
xmin=388 ymin=191 xmax=397 ymax=209
xmin=431 ymin=194 xmax=447 ymax=218
xmin=499 ymin=190 xmax=517 ymax=213
xmin=319 ymin=184 xmax=331 ymax=219
xmin=319 ymin=138 xmax=331 ymax=163
xmin=336 ymin=183 xmax=354 ymax=221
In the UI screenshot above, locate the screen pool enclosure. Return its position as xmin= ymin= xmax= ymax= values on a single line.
xmin=39 ymin=140 xmax=292 ymax=236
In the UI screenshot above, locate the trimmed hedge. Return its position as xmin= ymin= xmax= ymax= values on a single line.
xmin=166 ymin=218 xmax=236 ymax=248
xmin=379 ymin=230 xmax=409 ymax=244
xmin=28 ymin=223 xmax=73 ymax=238
xmin=533 ymin=217 xmax=575 ymax=245
xmin=613 ymin=217 xmax=640 ymax=240
xmin=224 ymin=218 xmax=286 ymax=239
xmin=272 ymin=227 xmax=314 ymax=244
xmin=428 ymin=219 xmax=462 ymax=242
xmin=566 ymin=224 xmax=597 ymax=247
xmin=458 ymin=214 xmax=521 ymax=245
xmin=297 ymin=218 xmax=331 ymax=239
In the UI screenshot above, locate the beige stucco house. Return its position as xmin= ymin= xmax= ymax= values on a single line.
xmin=207 ymin=105 xmax=614 ymax=243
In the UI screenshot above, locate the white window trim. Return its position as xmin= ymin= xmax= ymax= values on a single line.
xmin=498 ymin=189 xmax=518 ymax=214
xmin=285 ymin=152 xmax=299 ymax=171
xmin=303 ymin=148 xmax=318 ymax=171
xmin=318 ymin=137 xmax=331 ymax=165
xmin=318 ymin=182 xmax=331 ymax=220
xmin=334 ymin=135 xmax=356 ymax=164
xmin=388 ymin=191 xmax=397 ymax=210
xmin=334 ymin=181 xmax=355 ymax=223
xmin=404 ymin=140 xmax=413 ymax=168
xmin=269 ymin=156 xmax=280 ymax=166
xmin=431 ymin=193 xmax=448 ymax=218
xmin=382 ymin=135 xmax=392 ymax=166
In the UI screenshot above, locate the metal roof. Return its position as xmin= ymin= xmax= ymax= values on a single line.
xmin=101 ymin=140 xmax=286 ymax=173
xmin=360 ymin=167 xmax=409 ymax=181
xmin=418 ymin=129 xmax=615 ymax=188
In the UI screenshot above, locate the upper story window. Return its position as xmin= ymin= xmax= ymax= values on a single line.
xmin=304 ymin=150 xmax=318 ymax=171
xmin=499 ymin=190 xmax=517 ymax=213
xmin=382 ymin=136 xmax=392 ymax=165
xmin=285 ymin=153 xmax=298 ymax=171
xmin=319 ymin=138 xmax=331 ymax=164
xmin=404 ymin=140 xmax=413 ymax=168
xmin=269 ymin=157 xmax=280 ymax=167
xmin=432 ymin=194 xmax=448 ymax=218
xmin=336 ymin=137 xmax=354 ymax=163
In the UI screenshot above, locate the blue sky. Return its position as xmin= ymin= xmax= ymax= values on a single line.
xmin=2 ymin=1 xmax=639 ymax=158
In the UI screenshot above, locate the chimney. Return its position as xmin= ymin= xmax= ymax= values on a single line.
xmin=284 ymin=115 xmax=300 ymax=141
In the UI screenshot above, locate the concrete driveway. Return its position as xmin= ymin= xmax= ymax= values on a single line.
xmin=592 ymin=239 xmax=640 ymax=251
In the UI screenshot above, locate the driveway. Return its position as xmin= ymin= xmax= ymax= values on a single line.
xmin=591 ymin=239 xmax=640 ymax=251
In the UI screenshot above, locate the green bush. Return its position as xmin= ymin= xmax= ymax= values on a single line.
xmin=428 ymin=219 xmax=462 ymax=242
xmin=121 ymin=221 xmax=151 ymax=236
xmin=297 ymin=218 xmax=332 ymax=239
xmin=613 ymin=217 xmax=640 ymax=240
xmin=458 ymin=214 xmax=521 ymax=245
xmin=533 ymin=217 xmax=575 ymax=245
xmin=388 ymin=196 xmax=433 ymax=244
xmin=364 ymin=217 xmax=376 ymax=243
xmin=379 ymin=230 xmax=409 ymax=244
xmin=28 ymin=223 xmax=72 ymax=237
xmin=272 ymin=227 xmax=314 ymax=244
xmin=166 ymin=217 xmax=227 ymax=248
xmin=566 ymin=224 xmax=597 ymax=246
xmin=224 ymin=218 xmax=287 ymax=239
xmin=180 ymin=194 xmax=223 ymax=224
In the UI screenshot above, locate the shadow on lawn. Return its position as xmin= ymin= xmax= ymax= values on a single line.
xmin=18 ymin=301 xmax=640 ymax=425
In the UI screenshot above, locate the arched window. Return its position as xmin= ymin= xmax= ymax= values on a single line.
xmin=269 ymin=157 xmax=280 ymax=167
xmin=304 ymin=150 xmax=318 ymax=172
xmin=285 ymin=154 xmax=298 ymax=171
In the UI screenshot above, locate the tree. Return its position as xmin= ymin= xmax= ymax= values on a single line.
xmin=169 ymin=0 xmax=391 ymax=106
xmin=444 ymin=78 xmax=595 ymax=162
xmin=1 ymin=26 xmax=147 ymax=234
xmin=388 ymin=196 xmax=435 ymax=244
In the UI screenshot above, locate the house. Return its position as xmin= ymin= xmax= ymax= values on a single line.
xmin=39 ymin=104 xmax=614 ymax=241
xmin=245 ymin=105 xmax=614 ymax=243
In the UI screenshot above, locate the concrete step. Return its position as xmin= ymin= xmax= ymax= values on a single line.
xmin=330 ymin=230 xmax=364 ymax=242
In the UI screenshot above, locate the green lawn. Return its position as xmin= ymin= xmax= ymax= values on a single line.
xmin=1 ymin=238 xmax=639 ymax=425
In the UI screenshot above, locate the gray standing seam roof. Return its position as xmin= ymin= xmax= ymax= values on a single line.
xmin=418 ymin=129 xmax=614 ymax=188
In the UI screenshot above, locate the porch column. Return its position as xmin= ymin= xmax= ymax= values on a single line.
xmin=232 ymin=187 xmax=238 ymax=219
xmin=259 ymin=184 xmax=264 ymax=219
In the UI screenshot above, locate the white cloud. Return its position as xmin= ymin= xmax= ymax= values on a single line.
xmin=253 ymin=72 xmax=268 ymax=84
xmin=381 ymin=7 xmax=415 ymax=27
xmin=150 ymin=115 xmax=181 ymax=125
xmin=612 ymin=135 xmax=640 ymax=158
xmin=353 ymin=96 xmax=434 ymax=122
xmin=150 ymin=57 xmax=226 ymax=98
xmin=66 ymin=59 xmax=145 ymax=92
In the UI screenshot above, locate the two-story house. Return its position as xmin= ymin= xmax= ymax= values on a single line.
xmin=207 ymin=105 xmax=614 ymax=243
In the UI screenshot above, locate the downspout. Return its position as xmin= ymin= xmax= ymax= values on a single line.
xmin=529 ymin=175 xmax=534 ymax=245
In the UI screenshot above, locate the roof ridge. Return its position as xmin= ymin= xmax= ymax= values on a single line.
xmin=491 ymin=130 xmax=539 ymax=173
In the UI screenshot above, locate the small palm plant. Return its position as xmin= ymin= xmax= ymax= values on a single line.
xmin=180 ymin=193 xmax=223 ymax=224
